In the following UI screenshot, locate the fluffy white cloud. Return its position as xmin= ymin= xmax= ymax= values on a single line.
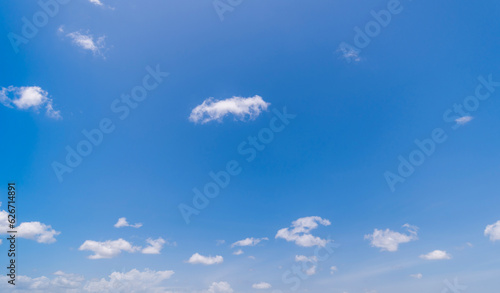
xmin=114 ymin=217 xmax=142 ymax=228
xmin=65 ymin=30 xmax=106 ymax=56
xmin=141 ymin=237 xmax=166 ymax=254
xmin=187 ymin=253 xmax=223 ymax=265
xmin=410 ymin=273 xmax=423 ymax=279
xmin=252 ymin=282 xmax=272 ymax=289
xmin=275 ymin=216 xmax=331 ymax=247
xmin=233 ymin=249 xmax=244 ymax=255
xmin=79 ymin=239 xmax=140 ymax=259
xmin=0 ymin=208 xmax=60 ymax=243
xmin=0 ymin=86 xmax=61 ymax=118
xmin=364 ymin=224 xmax=418 ymax=252
xmin=84 ymin=269 xmax=174 ymax=293
xmin=484 ymin=220 xmax=500 ymax=241
xmin=455 ymin=116 xmax=473 ymax=125
xmin=189 ymin=95 xmax=270 ymax=124
xmin=419 ymin=250 xmax=451 ymax=260
xmin=231 ymin=237 xmax=268 ymax=247
xmin=207 ymin=281 xmax=233 ymax=293
xmin=17 ymin=222 xmax=61 ymax=244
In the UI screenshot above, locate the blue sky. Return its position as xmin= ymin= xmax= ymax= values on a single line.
xmin=1 ymin=0 xmax=500 ymax=292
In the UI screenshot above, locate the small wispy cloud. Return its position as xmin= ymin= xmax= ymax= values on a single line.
xmin=252 ymin=282 xmax=272 ymax=289
xmin=187 ymin=253 xmax=223 ymax=265
xmin=410 ymin=273 xmax=423 ymax=279
xmin=337 ymin=42 xmax=361 ymax=63
xmin=455 ymin=116 xmax=473 ymax=126
xmin=189 ymin=95 xmax=270 ymax=124
xmin=419 ymin=250 xmax=451 ymax=260
xmin=232 ymin=249 xmax=244 ymax=255
xmin=114 ymin=217 xmax=142 ymax=228
xmin=88 ymin=0 xmax=104 ymax=6
xmin=485 ymin=220 xmax=500 ymax=241
xmin=0 ymin=86 xmax=61 ymax=119
xmin=62 ymin=28 xmax=106 ymax=57
xmin=231 ymin=237 xmax=268 ymax=247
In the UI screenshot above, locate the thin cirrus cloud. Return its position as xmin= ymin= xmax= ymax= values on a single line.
xmin=232 ymin=249 xmax=244 ymax=255
xmin=455 ymin=116 xmax=473 ymax=125
xmin=410 ymin=273 xmax=423 ymax=279
xmin=114 ymin=217 xmax=143 ymax=228
xmin=0 ymin=86 xmax=61 ymax=119
xmin=231 ymin=237 xmax=268 ymax=248
xmin=419 ymin=250 xmax=452 ymax=260
xmin=61 ymin=27 xmax=106 ymax=57
xmin=187 ymin=253 xmax=223 ymax=265
xmin=484 ymin=220 xmax=500 ymax=241
xmin=364 ymin=224 xmax=418 ymax=252
xmin=252 ymin=282 xmax=272 ymax=289
xmin=189 ymin=95 xmax=270 ymax=124
xmin=275 ymin=216 xmax=331 ymax=247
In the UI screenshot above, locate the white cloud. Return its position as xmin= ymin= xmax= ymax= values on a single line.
xmin=187 ymin=253 xmax=223 ymax=265
xmin=455 ymin=116 xmax=473 ymax=125
xmin=17 ymin=222 xmax=61 ymax=244
xmin=216 ymin=240 xmax=226 ymax=246
xmin=295 ymin=255 xmax=317 ymax=276
xmin=79 ymin=239 xmax=140 ymax=259
xmin=189 ymin=95 xmax=270 ymax=124
xmin=88 ymin=0 xmax=103 ymax=6
xmin=66 ymin=31 xmax=106 ymax=56
xmin=252 ymin=282 xmax=272 ymax=289
xmin=207 ymin=281 xmax=233 ymax=293
xmin=419 ymin=250 xmax=451 ymax=260
xmin=84 ymin=269 xmax=174 ymax=293
xmin=410 ymin=273 xmax=423 ymax=279
xmin=0 ymin=86 xmax=61 ymax=119
xmin=337 ymin=43 xmax=361 ymax=63
xmin=275 ymin=216 xmax=331 ymax=247
xmin=231 ymin=237 xmax=268 ymax=247
xmin=114 ymin=217 xmax=142 ymax=228
xmin=364 ymin=224 xmax=418 ymax=252
xmin=141 ymin=237 xmax=166 ymax=254
xmin=0 ymin=208 xmax=60 ymax=243
xmin=233 ymin=249 xmax=244 ymax=255
xmin=484 ymin=220 xmax=500 ymax=241
xmin=330 ymin=266 xmax=338 ymax=275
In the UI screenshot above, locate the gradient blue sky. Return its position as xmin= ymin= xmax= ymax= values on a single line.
xmin=1 ymin=0 xmax=500 ymax=292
